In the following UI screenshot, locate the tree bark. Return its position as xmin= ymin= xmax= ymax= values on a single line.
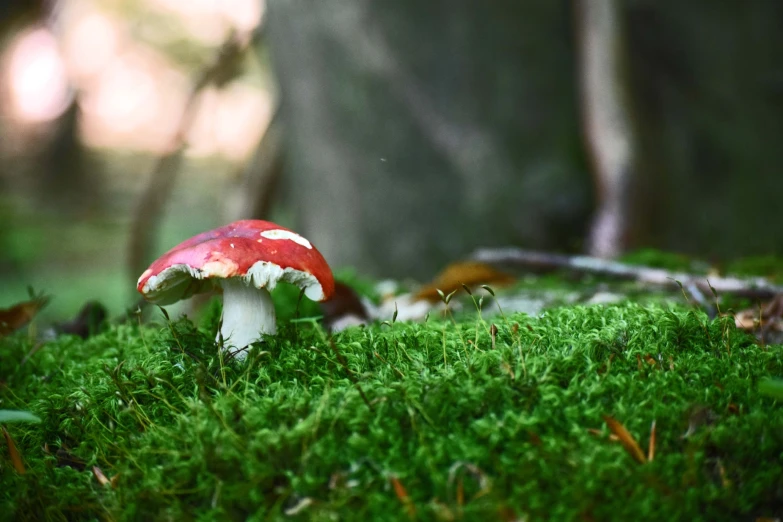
xmin=576 ymin=0 xmax=635 ymax=258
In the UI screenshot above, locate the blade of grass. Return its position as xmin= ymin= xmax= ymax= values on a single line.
xmin=0 ymin=410 xmax=41 ymax=423
xmin=648 ymin=420 xmax=656 ymax=462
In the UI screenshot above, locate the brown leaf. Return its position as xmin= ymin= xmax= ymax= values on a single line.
xmin=320 ymin=282 xmax=370 ymax=332
xmin=390 ymin=476 xmax=416 ymax=519
xmin=2 ymin=426 xmax=25 ymax=474
xmin=734 ymin=294 xmax=783 ymax=335
xmin=603 ymin=415 xmax=647 ymax=464
xmin=0 ymin=293 xmax=50 ymax=337
xmin=92 ymin=466 xmax=110 ymax=486
xmin=733 ymin=310 xmax=758 ymax=330
xmin=56 ymin=301 xmax=108 ymax=339
xmin=415 ymin=262 xmax=515 ymax=303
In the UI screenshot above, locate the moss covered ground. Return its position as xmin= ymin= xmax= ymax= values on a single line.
xmin=2 ymin=281 xmax=783 ymax=521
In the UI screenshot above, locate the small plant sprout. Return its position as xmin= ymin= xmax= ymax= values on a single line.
xmin=381 ymin=302 xmax=398 ymax=328
xmin=436 ymin=288 xmax=458 ymax=305
xmin=137 ymin=220 xmax=335 ymax=362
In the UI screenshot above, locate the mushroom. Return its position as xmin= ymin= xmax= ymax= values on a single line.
xmin=136 ymin=220 xmax=334 ymax=360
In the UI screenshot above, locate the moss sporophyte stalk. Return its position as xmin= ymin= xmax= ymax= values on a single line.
xmin=2 ymin=298 xmax=783 ymax=521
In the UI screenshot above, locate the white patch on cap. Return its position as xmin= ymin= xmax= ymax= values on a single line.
xmin=259 ymin=229 xmax=312 ymax=249
xmin=201 ymin=258 xmax=239 ymax=278
xmin=246 ymin=260 xmax=325 ymax=301
xmin=137 ymin=268 xmax=153 ymax=286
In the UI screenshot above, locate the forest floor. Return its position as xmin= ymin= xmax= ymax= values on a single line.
xmin=2 ymin=258 xmax=783 ymax=521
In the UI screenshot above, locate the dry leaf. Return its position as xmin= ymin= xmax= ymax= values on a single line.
xmin=320 ymin=282 xmax=370 ymax=332
xmin=603 ymin=415 xmax=647 ymax=464
xmin=56 ymin=301 xmax=108 ymax=339
xmin=93 ymin=466 xmax=110 ymax=486
xmin=733 ymin=294 xmax=783 ymax=339
xmin=390 ymin=476 xmax=416 ymax=519
xmin=283 ymin=497 xmax=314 ymax=516
xmin=415 ymin=262 xmax=515 ymax=302
xmin=0 ymin=292 xmax=50 ymax=337
xmin=2 ymin=426 xmax=25 ymax=474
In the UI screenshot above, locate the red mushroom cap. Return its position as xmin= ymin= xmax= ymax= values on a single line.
xmin=137 ymin=220 xmax=335 ymax=305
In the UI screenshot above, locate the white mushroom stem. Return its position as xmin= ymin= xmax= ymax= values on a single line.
xmin=218 ymin=277 xmax=276 ymax=361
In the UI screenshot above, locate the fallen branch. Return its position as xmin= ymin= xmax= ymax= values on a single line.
xmin=472 ymin=247 xmax=783 ymax=299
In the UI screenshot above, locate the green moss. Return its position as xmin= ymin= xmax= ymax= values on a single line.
xmin=725 ymin=255 xmax=783 ymax=282
xmin=620 ymin=248 xmax=703 ymax=272
xmin=2 ymin=299 xmax=783 ymax=521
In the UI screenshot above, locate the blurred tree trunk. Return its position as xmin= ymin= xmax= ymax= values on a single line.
xmin=38 ymin=99 xmax=104 ymax=216
xmin=576 ymin=0 xmax=636 ymax=258
xmin=266 ymin=0 xmax=783 ymax=275
xmin=265 ymin=0 xmax=592 ymax=279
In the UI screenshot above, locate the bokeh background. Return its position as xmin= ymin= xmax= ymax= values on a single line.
xmin=2 ymin=0 xmax=782 ymax=320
